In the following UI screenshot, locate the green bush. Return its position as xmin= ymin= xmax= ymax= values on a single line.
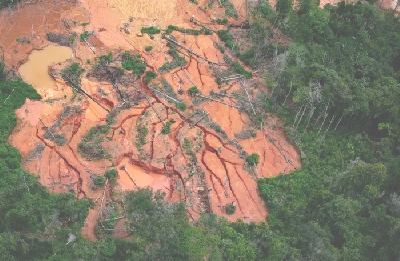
xmin=217 ymin=30 xmax=235 ymax=49
xmin=225 ymin=203 xmax=236 ymax=215
xmin=216 ymin=18 xmax=228 ymax=25
xmin=246 ymin=153 xmax=260 ymax=165
xmin=161 ymin=119 xmax=175 ymax=134
xmin=121 ymin=51 xmax=146 ymax=77
xmin=144 ymin=71 xmax=157 ymax=84
xmin=230 ymin=62 xmax=252 ymax=79
xmin=188 ymin=86 xmax=199 ymax=96
xmin=80 ymin=31 xmax=91 ymax=41
xmin=94 ymin=176 xmax=106 ymax=186
xmin=145 ymin=46 xmax=153 ymax=52
xmin=61 ymin=63 xmax=85 ymax=87
xmin=94 ymin=52 xmax=113 ymax=68
xmin=175 ymin=102 xmax=186 ymax=111
xmin=135 ymin=124 xmax=148 ymax=151
xmin=105 ymin=169 xmax=118 ymax=178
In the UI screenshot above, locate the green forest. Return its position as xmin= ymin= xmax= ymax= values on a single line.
xmin=0 ymin=0 xmax=400 ymax=260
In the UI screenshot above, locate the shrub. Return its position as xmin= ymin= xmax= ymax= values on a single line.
xmin=61 ymin=63 xmax=85 ymax=87
xmin=94 ymin=176 xmax=106 ymax=186
xmin=80 ymin=31 xmax=91 ymax=41
xmin=145 ymin=71 xmax=157 ymax=84
xmin=188 ymin=86 xmax=199 ymax=96
xmin=175 ymin=102 xmax=186 ymax=111
xmin=95 ymin=52 xmax=113 ymax=68
xmin=230 ymin=62 xmax=252 ymax=79
xmin=216 ymin=18 xmax=228 ymax=25
xmin=105 ymin=169 xmax=118 ymax=178
xmin=135 ymin=124 xmax=148 ymax=151
xmin=161 ymin=119 xmax=175 ymax=134
xmin=225 ymin=203 xmax=236 ymax=215
xmin=54 ymin=134 xmax=67 ymax=146
xmin=121 ymin=51 xmax=146 ymax=77
xmin=217 ymin=30 xmax=234 ymax=49
xmin=145 ymin=46 xmax=153 ymax=52
xmin=246 ymin=153 xmax=260 ymax=165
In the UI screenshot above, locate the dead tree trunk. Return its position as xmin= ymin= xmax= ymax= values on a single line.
xmin=303 ymin=106 xmax=315 ymax=133
xmin=197 ymin=94 xmax=240 ymax=108
xmin=239 ymin=77 xmax=256 ymax=115
xmin=144 ymin=95 xmax=165 ymax=125
xmin=39 ymin=118 xmax=56 ymax=141
xmin=264 ymin=130 xmax=294 ymax=166
xmin=97 ymin=178 xmax=109 ymax=224
xmin=333 ymin=115 xmax=344 ymax=132
xmin=63 ymin=75 xmax=110 ymax=112
xmin=183 ymin=69 xmax=196 ymax=87
xmin=83 ymin=38 xmax=96 ymax=54
xmin=150 ymin=87 xmax=181 ymax=103
xmin=162 ymin=35 xmax=224 ymax=65
xmin=122 ymin=166 xmax=138 ymax=188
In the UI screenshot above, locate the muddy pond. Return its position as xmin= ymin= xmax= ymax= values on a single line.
xmin=19 ymin=45 xmax=73 ymax=97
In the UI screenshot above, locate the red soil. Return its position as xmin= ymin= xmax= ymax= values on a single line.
xmin=6 ymin=0 xmax=301 ymax=240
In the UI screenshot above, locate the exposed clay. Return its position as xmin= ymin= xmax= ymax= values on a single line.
xmin=6 ymin=0 xmax=302 ymax=241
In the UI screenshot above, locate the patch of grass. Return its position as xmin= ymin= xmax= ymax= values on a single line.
xmin=189 ymin=0 xmax=198 ymax=4
xmin=167 ymin=25 xmax=203 ymax=35
xmin=54 ymin=134 xmax=67 ymax=146
xmin=81 ymin=22 xmax=89 ymax=27
xmin=141 ymin=26 xmax=161 ymax=35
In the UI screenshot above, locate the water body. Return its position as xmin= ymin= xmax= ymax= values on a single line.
xmin=19 ymin=45 xmax=73 ymax=96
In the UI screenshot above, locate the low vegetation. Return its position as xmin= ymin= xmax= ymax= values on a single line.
xmin=61 ymin=62 xmax=85 ymax=87
xmin=135 ymin=122 xmax=148 ymax=152
xmin=188 ymin=86 xmax=199 ymax=96
xmin=140 ymin=26 xmax=161 ymax=35
xmin=160 ymin=45 xmax=188 ymax=71
xmin=144 ymin=71 xmax=157 ymax=84
xmin=161 ymin=119 xmax=175 ymax=135
xmin=121 ymin=51 xmax=146 ymax=77
xmin=246 ymin=153 xmax=260 ymax=165
xmin=77 ymin=124 xmax=111 ymax=160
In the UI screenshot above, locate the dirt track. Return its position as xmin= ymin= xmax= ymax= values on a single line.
xmin=5 ymin=0 xmax=301 ymax=241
